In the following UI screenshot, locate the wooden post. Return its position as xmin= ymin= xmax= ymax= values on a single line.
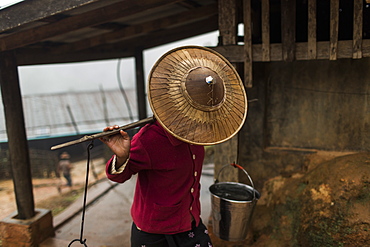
xmin=215 ymin=0 xmax=240 ymax=184
xmin=135 ymin=48 xmax=147 ymax=120
xmin=218 ymin=0 xmax=238 ymax=45
xmin=66 ymin=104 xmax=79 ymax=134
xmin=261 ymin=0 xmax=271 ymax=62
xmin=330 ymin=0 xmax=339 ymax=60
xmin=353 ymin=0 xmax=363 ymax=59
xmin=243 ymin=0 xmax=253 ymax=88
xmin=308 ymin=0 xmax=317 ymax=59
xmin=0 ymin=50 xmax=35 ymax=219
xmin=100 ymin=85 xmax=110 ymax=126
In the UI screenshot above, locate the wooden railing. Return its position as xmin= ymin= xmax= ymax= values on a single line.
xmin=216 ymin=0 xmax=369 ymax=88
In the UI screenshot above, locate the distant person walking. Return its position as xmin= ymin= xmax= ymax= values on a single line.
xmin=57 ymin=152 xmax=73 ymax=187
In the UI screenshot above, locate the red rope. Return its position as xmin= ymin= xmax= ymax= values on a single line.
xmin=231 ymin=162 xmax=243 ymax=170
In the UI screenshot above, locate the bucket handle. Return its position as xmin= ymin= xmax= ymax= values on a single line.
xmin=215 ymin=163 xmax=257 ymax=201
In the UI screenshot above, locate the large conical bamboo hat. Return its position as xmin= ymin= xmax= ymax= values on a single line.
xmin=148 ymin=46 xmax=248 ymax=145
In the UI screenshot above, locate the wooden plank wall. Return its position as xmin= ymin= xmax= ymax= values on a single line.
xmin=216 ymin=0 xmax=367 ymax=88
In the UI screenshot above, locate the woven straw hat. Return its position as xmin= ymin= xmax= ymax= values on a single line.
xmin=60 ymin=152 xmax=70 ymax=159
xmin=148 ymin=46 xmax=248 ymax=145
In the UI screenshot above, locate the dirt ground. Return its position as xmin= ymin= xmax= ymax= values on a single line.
xmin=0 ymin=158 xmax=107 ymax=220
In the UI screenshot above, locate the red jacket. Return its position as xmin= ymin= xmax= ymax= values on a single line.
xmin=105 ymin=121 xmax=205 ymax=234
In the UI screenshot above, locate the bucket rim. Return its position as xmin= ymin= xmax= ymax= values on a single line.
xmin=214 ymin=163 xmax=259 ymax=201
xmin=209 ymin=182 xmax=260 ymax=203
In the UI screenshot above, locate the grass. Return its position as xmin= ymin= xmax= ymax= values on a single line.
xmin=36 ymin=187 xmax=84 ymax=216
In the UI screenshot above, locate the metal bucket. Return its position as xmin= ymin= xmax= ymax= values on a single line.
xmin=209 ymin=163 xmax=260 ymax=242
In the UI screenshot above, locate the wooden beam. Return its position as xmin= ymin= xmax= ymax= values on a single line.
xmin=0 ymin=0 xmax=182 ymax=52
xmin=52 ymin=3 xmax=217 ymax=54
xmin=0 ymin=0 xmax=102 ymax=32
xmin=281 ymin=0 xmax=296 ymax=62
xmin=106 ymin=16 xmax=218 ymax=54
xmin=244 ymin=0 xmax=253 ymax=88
xmin=218 ymin=0 xmax=237 ymax=45
xmin=330 ymin=0 xmax=339 ymax=60
xmin=261 ymin=0 xmax=270 ymax=62
xmin=212 ymin=39 xmax=370 ymax=62
xmin=0 ymin=51 xmax=35 ymax=219
xmin=307 ymin=0 xmax=317 ymax=59
xmin=15 ymin=46 xmax=136 ymax=65
xmin=176 ymin=1 xmax=202 ymax=9
xmin=353 ymin=0 xmax=363 ymax=59
xmin=15 ymin=16 xmax=218 ymax=65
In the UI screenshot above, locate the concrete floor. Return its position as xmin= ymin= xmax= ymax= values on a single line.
xmin=40 ymin=166 xmax=214 ymax=247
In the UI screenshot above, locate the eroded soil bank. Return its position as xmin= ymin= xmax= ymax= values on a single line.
xmin=250 ymin=152 xmax=370 ymax=247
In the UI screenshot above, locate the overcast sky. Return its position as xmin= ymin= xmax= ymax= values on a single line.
xmin=0 ymin=0 xmax=22 ymax=9
xmin=18 ymin=32 xmax=218 ymax=96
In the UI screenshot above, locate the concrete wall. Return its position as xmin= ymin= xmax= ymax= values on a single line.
xmin=231 ymin=58 xmax=369 ymax=188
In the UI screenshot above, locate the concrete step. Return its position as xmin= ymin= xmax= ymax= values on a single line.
xmin=53 ymin=178 xmax=117 ymax=229
xmin=40 ymin=237 xmax=72 ymax=247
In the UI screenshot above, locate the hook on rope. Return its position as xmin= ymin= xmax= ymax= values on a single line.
xmin=68 ymin=238 xmax=88 ymax=247
xmin=87 ymin=141 xmax=94 ymax=151
xmin=68 ymin=140 xmax=94 ymax=247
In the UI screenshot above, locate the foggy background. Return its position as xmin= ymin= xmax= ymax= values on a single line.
xmin=18 ymin=33 xmax=218 ymax=96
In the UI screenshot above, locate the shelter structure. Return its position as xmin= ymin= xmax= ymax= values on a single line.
xmin=0 ymin=0 xmax=369 ymax=246
xmin=214 ymin=0 xmax=369 ymax=180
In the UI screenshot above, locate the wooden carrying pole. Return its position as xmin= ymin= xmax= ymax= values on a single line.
xmin=51 ymin=116 xmax=155 ymax=150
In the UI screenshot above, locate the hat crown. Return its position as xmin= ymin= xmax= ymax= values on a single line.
xmin=183 ymin=67 xmax=225 ymax=111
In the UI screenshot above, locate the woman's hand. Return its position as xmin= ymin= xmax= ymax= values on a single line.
xmin=100 ymin=125 xmax=131 ymax=165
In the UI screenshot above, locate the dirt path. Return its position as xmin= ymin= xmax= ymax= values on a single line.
xmin=0 ymin=158 xmax=107 ymax=220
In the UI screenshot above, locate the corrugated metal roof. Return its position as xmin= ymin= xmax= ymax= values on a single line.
xmin=0 ymin=89 xmax=142 ymax=142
